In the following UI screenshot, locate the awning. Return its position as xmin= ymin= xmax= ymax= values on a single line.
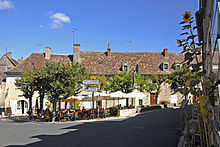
xmin=61 ymin=99 xmax=79 ymax=102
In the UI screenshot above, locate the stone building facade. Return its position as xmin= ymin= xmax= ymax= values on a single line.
xmin=0 ymin=52 xmax=20 ymax=108
xmin=4 ymin=43 xmax=188 ymax=114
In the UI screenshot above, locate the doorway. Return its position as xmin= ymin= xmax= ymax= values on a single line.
xmin=17 ymin=100 xmax=28 ymax=114
xmin=150 ymin=93 xmax=157 ymax=105
xmin=21 ymin=100 xmax=24 ymax=114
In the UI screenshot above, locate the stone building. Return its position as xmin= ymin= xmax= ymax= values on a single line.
xmin=0 ymin=52 xmax=20 ymax=108
xmin=4 ymin=43 xmax=186 ymax=115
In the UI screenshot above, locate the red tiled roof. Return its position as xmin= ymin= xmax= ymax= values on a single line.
xmin=5 ymin=50 xmax=186 ymax=75
xmin=81 ymin=51 xmax=184 ymax=75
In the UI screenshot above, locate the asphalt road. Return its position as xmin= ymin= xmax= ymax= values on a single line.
xmin=0 ymin=107 xmax=184 ymax=147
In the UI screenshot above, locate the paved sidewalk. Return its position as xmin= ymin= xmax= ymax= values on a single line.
xmin=0 ymin=105 xmax=180 ymax=124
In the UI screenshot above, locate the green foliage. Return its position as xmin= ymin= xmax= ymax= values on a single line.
xmin=45 ymin=62 xmax=89 ymax=104
xmin=168 ymin=66 xmax=201 ymax=98
xmin=177 ymin=11 xmax=216 ymax=146
xmin=16 ymin=61 xmax=89 ymax=115
xmin=32 ymin=67 xmax=48 ymax=111
xmin=177 ymin=15 xmax=202 ymax=72
xmin=136 ymin=74 xmax=156 ymax=92
xmin=95 ymin=75 xmax=110 ymax=92
xmin=109 ymin=71 xmax=133 ymax=93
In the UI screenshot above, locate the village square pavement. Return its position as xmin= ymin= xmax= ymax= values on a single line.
xmin=0 ymin=107 xmax=188 ymax=147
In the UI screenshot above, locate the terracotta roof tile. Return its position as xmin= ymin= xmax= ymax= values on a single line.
xmin=6 ymin=50 xmax=188 ymax=75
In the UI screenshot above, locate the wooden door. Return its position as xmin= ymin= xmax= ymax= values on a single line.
xmin=150 ymin=93 xmax=157 ymax=105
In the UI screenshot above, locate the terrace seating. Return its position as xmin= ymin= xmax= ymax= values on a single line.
xmin=104 ymin=109 xmax=109 ymax=118
xmin=74 ymin=111 xmax=79 ymax=120
xmin=89 ymin=109 xmax=95 ymax=119
xmin=67 ymin=112 xmax=75 ymax=121
xmin=58 ymin=111 xmax=67 ymax=122
xmin=44 ymin=113 xmax=51 ymax=122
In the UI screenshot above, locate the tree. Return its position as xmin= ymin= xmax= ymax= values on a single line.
xmin=15 ymin=71 xmax=36 ymax=115
xmin=136 ymin=73 xmax=156 ymax=93
xmin=95 ymin=75 xmax=110 ymax=92
xmin=168 ymin=66 xmax=201 ymax=100
xmin=151 ymin=74 xmax=167 ymax=103
xmin=109 ymin=71 xmax=133 ymax=93
xmin=44 ymin=62 xmax=88 ymax=120
xmin=33 ymin=67 xmax=48 ymax=112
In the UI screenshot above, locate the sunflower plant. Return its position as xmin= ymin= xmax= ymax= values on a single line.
xmin=176 ymin=11 xmax=203 ymax=97
xmin=176 ymin=11 xmax=215 ymax=147
xmin=177 ymin=11 xmax=202 ymax=69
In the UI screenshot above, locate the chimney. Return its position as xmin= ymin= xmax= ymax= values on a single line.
xmin=163 ymin=48 xmax=168 ymax=57
xmin=6 ymin=52 xmax=12 ymax=59
xmin=45 ymin=47 xmax=51 ymax=60
xmin=17 ymin=57 xmax=23 ymax=64
xmin=107 ymin=43 xmax=111 ymax=57
xmin=73 ymin=43 xmax=81 ymax=62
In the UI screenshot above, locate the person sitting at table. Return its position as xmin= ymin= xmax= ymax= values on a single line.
xmin=82 ymin=106 xmax=86 ymax=111
xmin=96 ymin=107 xmax=99 ymax=118
xmin=82 ymin=107 xmax=87 ymax=117
xmin=45 ymin=106 xmax=51 ymax=115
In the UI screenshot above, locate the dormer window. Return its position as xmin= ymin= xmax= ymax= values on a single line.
xmin=122 ymin=63 xmax=129 ymax=72
xmin=172 ymin=63 xmax=180 ymax=70
xmin=163 ymin=62 xmax=169 ymax=72
xmin=30 ymin=62 xmax=34 ymax=66
xmin=176 ymin=64 xmax=180 ymax=69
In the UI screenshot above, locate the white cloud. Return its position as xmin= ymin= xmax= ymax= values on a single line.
xmin=50 ymin=12 xmax=71 ymax=29
xmin=39 ymin=25 xmax=44 ymax=28
xmin=0 ymin=0 xmax=15 ymax=10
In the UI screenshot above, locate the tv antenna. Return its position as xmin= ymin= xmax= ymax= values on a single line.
xmin=70 ymin=28 xmax=78 ymax=44
xmin=125 ymin=40 xmax=132 ymax=52
xmin=37 ymin=43 xmax=43 ymax=52
xmin=4 ymin=46 xmax=12 ymax=53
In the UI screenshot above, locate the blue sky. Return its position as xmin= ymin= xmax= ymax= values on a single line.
xmin=0 ymin=0 xmax=199 ymax=60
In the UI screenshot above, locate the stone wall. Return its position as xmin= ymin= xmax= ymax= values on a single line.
xmin=0 ymin=55 xmax=15 ymax=72
xmin=0 ymin=82 xmax=6 ymax=107
xmin=158 ymin=82 xmax=183 ymax=105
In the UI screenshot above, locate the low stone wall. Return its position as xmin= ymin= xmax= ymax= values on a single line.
xmin=119 ymin=108 xmax=136 ymax=117
xmin=140 ymin=105 xmax=162 ymax=112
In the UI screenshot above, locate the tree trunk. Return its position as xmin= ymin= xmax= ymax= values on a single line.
xmin=52 ymin=99 xmax=57 ymax=122
xmin=39 ymin=93 xmax=45 ymax=112
xmin=29 ymin=97 xmax=32 ymax=115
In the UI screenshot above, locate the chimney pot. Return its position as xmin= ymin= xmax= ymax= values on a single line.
xmin=164 ymin=48 xmax=168 ymax=57
xmin=73 ymin=43 xmax=81 ymax=62
xmin=45 ymin=47 xmax=51 ymax=59
xmin=17 ymin=57 xmax=23 ymax=64
xmin=6 ymin=52 xmax=12 ymax=59
xmin=107 ymin=43 xmax=111 ymax=57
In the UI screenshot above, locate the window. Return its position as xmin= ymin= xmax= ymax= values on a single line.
xmin=17 ymin=101 xmax=21 ymax=110
xmin=30 ymin=62 xmax=34 ymax=66
xmin=164 ymin=64 xmax=168 ymax=69
xmin=163 ymin=62 xmax=169 ymax=72
xmin=98 ymin=61 xmax=102 ymax=65
xmin=122 ymin=63 xmax=129 ymax=72
xmin=139 ymin=99 xmax=143 ymax=106
xmin=176 ymin=64 xmax=180 ymax=69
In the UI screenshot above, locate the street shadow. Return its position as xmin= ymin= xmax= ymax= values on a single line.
xmin=6 ymin=108 xmax=183 ymax=147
